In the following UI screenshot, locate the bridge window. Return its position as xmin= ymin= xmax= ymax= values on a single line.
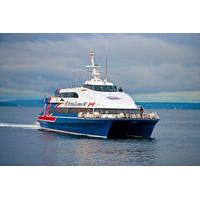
xmin=83 ymin=84 xmax=117 ymax=92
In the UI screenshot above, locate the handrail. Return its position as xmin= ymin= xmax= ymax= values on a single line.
xmin=78 ymin=112 xmax=159 ymax=120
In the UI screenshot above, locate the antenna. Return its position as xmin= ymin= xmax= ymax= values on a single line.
xmin=105 ymin=55 xmax=108 ymax=81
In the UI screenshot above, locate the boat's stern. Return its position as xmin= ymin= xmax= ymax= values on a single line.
xmin=107 ymin=118 xmax=159 ymax=139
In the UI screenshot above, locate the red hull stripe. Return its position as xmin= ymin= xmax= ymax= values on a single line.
xmin=38 ymin=115 xmax=56 ymax=122
xmin=55 ymin=102 xmax=62 ymax=108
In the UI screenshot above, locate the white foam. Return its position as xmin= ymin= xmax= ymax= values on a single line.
xmin=0 ymin=122 xmax=40 ymax=129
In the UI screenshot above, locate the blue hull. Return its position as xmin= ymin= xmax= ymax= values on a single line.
xmin=38 ymin=116 xmax=159 ymax=139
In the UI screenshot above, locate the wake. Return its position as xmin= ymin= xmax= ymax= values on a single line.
xmin=0 ymin=122 xmax=40 ymax=129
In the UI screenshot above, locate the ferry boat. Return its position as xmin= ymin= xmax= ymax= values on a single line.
xmin=37 ymin=51 xmax=159 ymax=139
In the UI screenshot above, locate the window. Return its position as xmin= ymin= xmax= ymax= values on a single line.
xmin=55 ymin=91 xmax=79 ymax=98
xmin=49 ymin=107 xmax=92 ymax=114
xmin=94 ymin=108 xmax=139 ymax=114
xmin=83 ymin=84 xmax=117 ymax=92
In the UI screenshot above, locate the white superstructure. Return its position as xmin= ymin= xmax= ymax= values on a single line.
xmin=49 ymin=50 xmax=138 ymax=111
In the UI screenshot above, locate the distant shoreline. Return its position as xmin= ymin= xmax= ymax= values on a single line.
xmin=0 ymin=100 xmax=200 ymax=110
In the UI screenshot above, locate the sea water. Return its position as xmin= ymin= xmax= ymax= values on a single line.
xmin=0 ymin=106 xmax=200 ymax=165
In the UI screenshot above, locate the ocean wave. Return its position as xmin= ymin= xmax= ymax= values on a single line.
xmin=0 ymin=122 xmax=40 ymax=129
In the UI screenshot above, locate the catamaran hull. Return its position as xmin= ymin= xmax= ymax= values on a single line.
xmin=38 ymin=117 xmax=159 ymax=139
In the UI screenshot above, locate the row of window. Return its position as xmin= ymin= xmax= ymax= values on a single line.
xmin=49 ymin=107 xmax=93 ymax=114
xmin=54 ymin=84 xmax=120 ymax=98
xmin=94 ymin=108 xmax=139 ymax=114
xmin=48 ymin=107 xmax=139 ymax=114
xmin=83 ymin=84 xmax=118 ymax=92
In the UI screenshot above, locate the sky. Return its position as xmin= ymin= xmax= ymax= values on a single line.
xmin=0 ymin=33 xmax=200 ymax=102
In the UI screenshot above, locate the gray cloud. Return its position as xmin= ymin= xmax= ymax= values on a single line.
xmin=0 ymin=33 xmax=200 ymax=100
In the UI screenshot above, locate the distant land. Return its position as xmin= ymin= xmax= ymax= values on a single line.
xmin=0 ymin=100 xmax=43 ymax=107
xmin=0 ymin=99 xmax=200 ymax=110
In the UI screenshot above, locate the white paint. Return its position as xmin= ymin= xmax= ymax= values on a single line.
xmin=50 ymin=51 xmax=138 ymax=110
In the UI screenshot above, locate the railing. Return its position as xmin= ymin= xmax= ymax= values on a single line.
xmin=78 ymin=112 xmax=159 ymax=120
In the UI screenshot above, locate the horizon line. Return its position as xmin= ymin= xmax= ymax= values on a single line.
xmin=0 ymin=99 xmax=200 ymax=104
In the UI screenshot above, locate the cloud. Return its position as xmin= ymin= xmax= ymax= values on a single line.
xmin=114 ymin=63 xmax=200 ymax=93
xmin=0 ymin=33 xmax=200 ymax=100
xmin=133 ymin=91 xmax=200 ymax=102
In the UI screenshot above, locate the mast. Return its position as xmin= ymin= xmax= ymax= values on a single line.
xmin=90 ymin=50 xmax=95 ymax=67
xmin=86 ymin=50 xmax=102 ymax=81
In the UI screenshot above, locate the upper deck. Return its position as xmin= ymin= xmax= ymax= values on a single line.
xmin=48 ymin=51 xmax=138 ymax=110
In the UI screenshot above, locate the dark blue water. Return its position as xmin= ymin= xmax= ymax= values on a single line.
xmin=0 ymin=107 xmax=200 ymax=165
